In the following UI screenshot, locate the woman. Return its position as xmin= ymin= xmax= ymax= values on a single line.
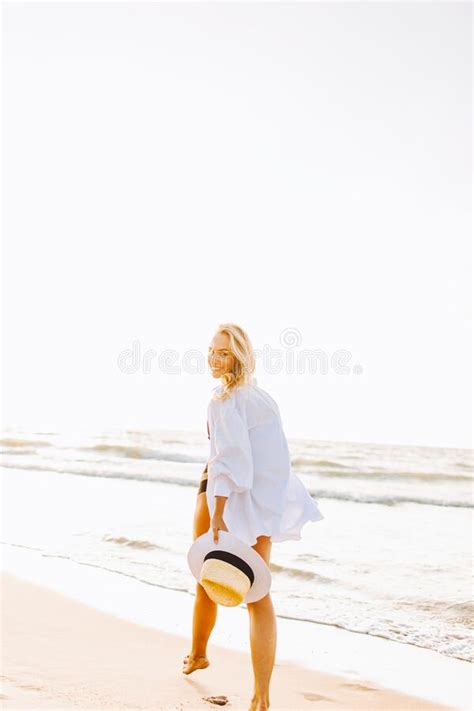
xmin=182 ymin=323 xmax=324 ymax=711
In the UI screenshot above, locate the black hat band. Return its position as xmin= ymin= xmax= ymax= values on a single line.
xmin=203 ymin=550 xmax=255 ymax=587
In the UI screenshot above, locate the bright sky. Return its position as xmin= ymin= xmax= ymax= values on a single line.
xmin=2 ymin=2 xmax=472 ymax=449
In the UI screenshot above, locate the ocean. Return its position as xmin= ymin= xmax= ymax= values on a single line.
xmin=1 ymin=426 xmax=472 ymax=665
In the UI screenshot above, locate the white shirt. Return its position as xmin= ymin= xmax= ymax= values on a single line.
xmin=206 ymin=376 xmax=324 ymax=547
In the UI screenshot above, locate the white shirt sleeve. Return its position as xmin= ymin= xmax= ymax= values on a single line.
xmin=208 ymin=397 xmax=254 ymax=498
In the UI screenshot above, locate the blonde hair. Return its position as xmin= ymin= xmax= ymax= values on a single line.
xmin=212 ymin=323 xmax=256 ymax=401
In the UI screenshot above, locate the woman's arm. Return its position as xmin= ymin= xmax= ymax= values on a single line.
xmin=207 ymin=401 xmax=254 ymax=496
xmin=207 ymin=399 xmax=252 ymax=542
xmin=214 ymin=494 xmax=227 ymax=513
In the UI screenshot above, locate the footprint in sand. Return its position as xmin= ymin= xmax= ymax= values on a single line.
xmin=303 ymin=691 xmax=335 ymax=702
xmin=341 ymin=682 xmax=377 ymax=692
xmin=202 ymin=695 xmax=229 ymax=706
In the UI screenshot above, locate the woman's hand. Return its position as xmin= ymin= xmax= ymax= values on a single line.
xmin=210 ymin=512 xmax=229 ymax=543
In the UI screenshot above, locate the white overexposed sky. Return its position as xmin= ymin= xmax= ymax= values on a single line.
xmin=1 ymin=1 xmax=472 ymax=448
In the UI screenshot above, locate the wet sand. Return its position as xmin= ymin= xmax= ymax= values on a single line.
xmin=0 ymin=572 xmax=457 ymax=710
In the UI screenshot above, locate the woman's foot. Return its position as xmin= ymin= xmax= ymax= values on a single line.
xmin=249 ymin=692 xmax=269 ymax=710
xmin=182 ymin=653 xmax=210 ymax=674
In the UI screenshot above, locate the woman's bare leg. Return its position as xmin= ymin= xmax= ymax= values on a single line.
xmin=247 ymin=536 xmax=276 ymax=710
xmin=182 ymin=482 xmax=218 ymax=674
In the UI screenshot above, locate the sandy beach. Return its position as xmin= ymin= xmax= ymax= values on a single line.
xmin=1 ymin=572 xmax=461 ymax=711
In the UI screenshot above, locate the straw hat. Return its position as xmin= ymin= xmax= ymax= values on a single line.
xmin=187 ymin=530 xmax=272 ymax=606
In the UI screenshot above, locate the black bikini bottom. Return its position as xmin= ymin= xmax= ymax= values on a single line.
xmin=198 ymin=462 xmax=208 ymax=495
